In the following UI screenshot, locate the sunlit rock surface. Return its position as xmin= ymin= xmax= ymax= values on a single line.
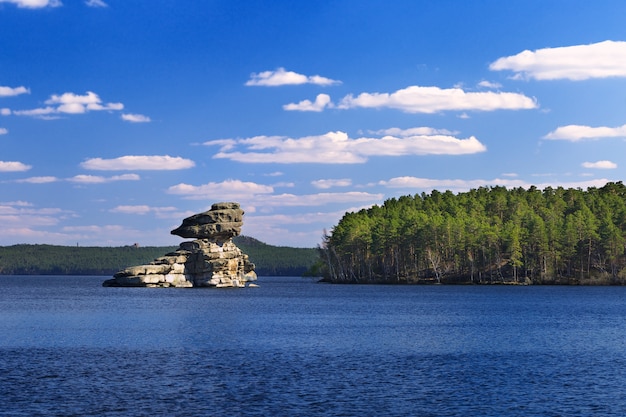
xmin=103 ymin=202 xmax=256 ymax=288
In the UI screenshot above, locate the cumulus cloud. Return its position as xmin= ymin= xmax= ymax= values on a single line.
xmin=582 ymin=160 xmax=617 ymax=169
xmin=0 ymin=85 xmax=29 ymax=97
xmin=169 ymin=178 xmax=384 ymax=210
xmin=261 ymin=192 xmax=384 ymax=207
xmin=477 ymin=80 xmax=502 ymax=89
xmin=0 ymin=161 xmax=31 ymax=172
xmin=243 ymin=208 xmax=361 ymax=247
xmin=1 ymin=108 xmax=10 ymax=116
xmin=0 ymin=202 xmax=71 ymax=246
xmin=81 ymin=155 xmax=195 ymax=171
xmin=0 ymin=0 xmax=60 ymax=8
xmin=247 ymin=210 xmax=350 ymax=226
xmin=15 ymin=176 xmax=59 ymax=184
xmin=311 ymin=178 xmax=352 ymax=189
xmin=379 ymin=176 xmax=613 ymax=193
xmin=283 ymin=93 xmax=332 ymax=112
xmin=205 ymin=130 xmax=486 ymax=164
xmin=0 ymin=201 xmax=152 ymax=246
xmin=490 ymin=40 xmax=626 ymax=81
xmin=67 ymin=174 xmax=140 ymax=184
xmin=370 ymin=127 xmax=457 ymax=136
xmin=337 ymin=85 xmax=537 ymax=113
xmin=245 ymin=67 xmax=341 ymax=86
xmin=0 ymin=128 xmax=7 ymax=135
xmin=544 ymin=123 xmax=626 ymax=141
xmin=85 ymin=0 xmax=106 ymax=6
xmin=110 ymin=205 xmax=152 ymax=215
xmin=110 ymin=205 xmax=182 ymax=218
xmin=167 ymin=179 xmax=274 ymax=201
xmin=121 ymin=113 xmax=151 ymax=123
xmin=13 ymin=91 xmax=124 ymax=118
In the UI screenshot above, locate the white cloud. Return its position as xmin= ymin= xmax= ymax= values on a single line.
xmin=202 ymin=138 xmax=237 ymax=150
xmin=0 ymin=202 xmax=68 ymax=244
xmin=1 ymin=108 xmax=10 ymax=116
xmin=81 ymin=155 xmax=195 ymax=171
xmin=477 ymin=80 xmax=502 ymax=89
xmin=206 ymin=130 xmax=486 ymax=164
xmin=262 ymin=192 xmax=384 ymax=207
xmin=111 ymin=205 xmax=152 ymax=215
xmin=379 ymin=176 xmax=613 ymax=193
xmin=311 ymin=178 xmax=352 ymax=189
xmin=167 ymin=179 xmax=274 ymax=201
xmin=582 ymin=160 xmax=617 ymax=169
xmin=490 ymin=40 xmax=626 ymax=81
xmin=283 ymin=93 xmax=332 ymax=112
xmin=169 ymin=179 xmax=384 ymax=217
xmin=0 ymin=161 xmax=31 ymax=172
xmin=337 ymin=85 xmax=537 ymax=113
xmin=370 ymin=127 xmax=457 ymax=136
xmin=272 ymin=181 xmax=294 ymax=188
xmin=15 ymin=176 xmax=59 ymax=184
xmin=544 ymin=123 xmax=626 ymax=141
xmin=121 ymin=113 xmax=151 ymax=123
xmin=0 ymin=128 xmax=7 ymax=135
xmin=380 ymin=176 xmax=528 ymax=191
xmin=13 ymin=91 xmax=123 ymax=118
xmin=46 ymin=91 xmax=123 ymax=113
xmin=245 ymin=67 xmax=341 ymax=86
xmin=242 ymin=208 xmax=371 ymax=247
xmin=62 ymin=225 xmax=126 ymax=234
xmin=0 ymin=0 xmax=61 ymax=7
xmin=0 ymin=201 xmax=169 ymax=246
xmin=0 ymin=85 xmax=29 ymax=97
xmin=85 ymin=0 xmax=106 ymax=7
xmin=247 ymin=210 xmax=349 ymax=226
xmin=110 ymin=205 xmax=182 ymax=218
xmin=68 ymin=174 xmax=140 ymax=184
xmin=11 ymin=107 xmax=57 ymax=118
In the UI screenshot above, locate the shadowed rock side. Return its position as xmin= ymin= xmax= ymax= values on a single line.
xmin=103 ymin=202 xmax=257 ymax=288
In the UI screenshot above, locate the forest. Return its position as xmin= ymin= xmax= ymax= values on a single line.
xmin=320 ymin=182 xmax=626 ymax=285
xmin=0 ymin=236 xmax=318 ymax=276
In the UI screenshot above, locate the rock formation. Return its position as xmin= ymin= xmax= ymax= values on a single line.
xmin=103 ymin=202 xmax=257 ymax=288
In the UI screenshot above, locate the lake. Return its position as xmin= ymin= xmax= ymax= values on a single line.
xmin=1 ymin=276 xmax=626 ymax=416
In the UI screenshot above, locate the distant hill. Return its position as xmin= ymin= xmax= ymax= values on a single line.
xmin=0 ymin=236 xmax=319 ymax=277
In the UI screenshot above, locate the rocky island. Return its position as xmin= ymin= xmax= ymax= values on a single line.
xmin=103 ymin=202 xmax=257 ymax=288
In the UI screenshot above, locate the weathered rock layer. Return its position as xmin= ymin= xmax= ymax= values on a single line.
xmin=103 ymin=202 xmax=256 ymax=288
xmin=170 ymin=201 xmax=243 ymax=243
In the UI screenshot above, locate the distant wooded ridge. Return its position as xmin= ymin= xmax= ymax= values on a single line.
xmin=321 ymin=182 xmax=626 ymax=285
xmin=0 ymin=236 xmax=318 ymax=277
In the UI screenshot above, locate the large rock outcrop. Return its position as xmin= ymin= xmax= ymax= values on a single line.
xmin=103 ymin=202 xmax=257 ymax=288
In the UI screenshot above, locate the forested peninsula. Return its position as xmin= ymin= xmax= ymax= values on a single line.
xmin=320 ymin=182 xmax=626 ymax=285
xmin=0 ymin=236 xmax=318 ymax=277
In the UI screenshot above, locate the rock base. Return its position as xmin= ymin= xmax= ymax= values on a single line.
xmin=103 ymin=239 xmax=257 ymax=288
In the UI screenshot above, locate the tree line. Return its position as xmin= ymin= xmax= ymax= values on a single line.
xmin=320 ymin=182 xmax=626 ymax=285
xmin=0 ymin=236 xmax=318 ymax=276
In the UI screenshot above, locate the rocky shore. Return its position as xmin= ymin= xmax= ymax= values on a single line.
xmin=103 ymin=202 xmax=256 ymax=288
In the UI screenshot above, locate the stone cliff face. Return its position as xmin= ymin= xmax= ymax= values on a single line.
xmin=103 ymin=202 xmax=257 ymax=288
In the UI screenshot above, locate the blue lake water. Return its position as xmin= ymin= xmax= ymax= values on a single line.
xmin=1 ymin=275 xmax=626 ymax=416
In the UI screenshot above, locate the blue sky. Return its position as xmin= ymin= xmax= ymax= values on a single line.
xmin=2 ymin=0 xmax=626 ymax=248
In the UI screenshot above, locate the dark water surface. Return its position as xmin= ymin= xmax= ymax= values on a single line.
xmin=1 ymin=276 xmax=626 ymax=416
